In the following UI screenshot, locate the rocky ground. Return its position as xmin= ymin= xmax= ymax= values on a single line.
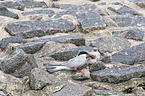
xmin=0 ymin=0 xmax=145 ymax=95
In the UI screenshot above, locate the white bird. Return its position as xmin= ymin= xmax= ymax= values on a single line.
xmin=86 ymin=47 xmax=101 ymax=68
xmin=44 ymin=51 xmax=94 ymax=73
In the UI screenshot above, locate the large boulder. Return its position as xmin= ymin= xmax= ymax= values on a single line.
xmin=102 ymin=43 xmax=145 ymax=65
xmin=22 ymin=9 xmax=55 ymax=17
xmin=0 ymin=49 xmax=38 ymax=78
xmin=5 ymin=20 xmax=76 ymax=39
xmin=0 ymin=6 xmax=19 ymax=19
xmin=52 ymin=4 xmax=106 ymax=31
xmin=15 ymin=42 xmax=46 ymax=54
xmin=33 ymin=35 xmax=85 ymax=46
xmin=30 ymin=68 xmax=57 ymax=90
xmin=112 ymin=15 xmax=145 ymax=27
xmin=0 ymin=36 xmax=27 ymax=51
xmin=0 ymin=1 xmax=48 ymax=11
xmin=90 ymin=66 xmax=145 ymax=84
xmin=49 ymin=83 xmax=92 ymax=96
xmin=90 ymin=36 xmax=131 ymax=53
xmin=113 ymin=29 xmax=144 ymax=41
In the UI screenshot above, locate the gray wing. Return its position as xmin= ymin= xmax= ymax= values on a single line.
xmin=65 ymin=55 xmax=87 ymax=68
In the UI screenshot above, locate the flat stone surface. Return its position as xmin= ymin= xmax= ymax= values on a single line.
xmin=112 ymin=15 xmax=145 ymax=27
xmin=22 ymin=9 xmax=55 ymax=17
xmin=89 ymin=61 xmax=106 ymax=72
xmin=0 ymin=1 xmax=47 ymax=11
xmin=108 ymin=6 xmax=139 ymax=15
xmin=5 ymin=20 xmax=76 ymax=39
xmin=30 ymin=68 xmax=57 ymax=90
xmin=15 ymin=42 xmax=45 ymax=54
xmin=0 ymin=49 xmax=38 ymax=78
xmin=90 ymin=66 xmax=145 ymax=83
xmin=0 ymin=6 xmax=19 ymax=19
xmin=49 ymin=83 xmax=92 ymax=96
xmin=90 ymin=36 xmax=131 ymax=53
xmin=48 ymin=46 xmax=93 ymax=61
xmin=52 ymin=4 xmax=106 ymax=30
xmin=93 ymin=89 xmax=118 ymax=95
xmin=33 ymin=35 xmax=85 ymax=46
xmin=0 ymin=36 xmax=27 ymax=51
xmin=51 ymin=3 xmax=77 ymax=9
xmin=113 ymin=29 xmax=144 ymax=41
xmin=102 ymin=43 xmax=145 ymax=65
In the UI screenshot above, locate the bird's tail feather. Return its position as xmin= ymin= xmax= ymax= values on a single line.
xmin=45 ymin=65 xmax=71 ymax=73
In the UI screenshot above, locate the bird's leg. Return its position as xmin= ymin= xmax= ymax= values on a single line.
xmin=76 ymin=69 xmax=81 ymax=72
xmin=86 ymin=63 xmax=89 ymax=69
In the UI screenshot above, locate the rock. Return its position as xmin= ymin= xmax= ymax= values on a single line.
xmin=15 ymin=42 xmax=45 ymax=54
xmin=90 ymin=66 xmax=145 ymax=84
xmin=0 ymin=1 xmax=48 ymax=11
xmin=90 ymin=0 xmax=100 ymax=2
xmin=0 ymin=36 xmax=27 ymax=51
xmin=89 ymin=61 xmax=106 ymax=72
xmin=22 ymin=9 xmax=55 ymax=17
xmin=102 ymin=43 xmax=145 ymax=65
xmin=5 ymin=20 xmax=76 ymax=39
xmin=30 ymin=68 xmax=57 ymax=90
xmin=90 ymin=36 xmax=131 ymax=53
xmin=48 ymin=46 xmax=93 ymax=61
xmin=0 ymin=70 xmax=30 ymax=96
xmin=71 ymin=76 xmax=90 ymax=81
xmin=35 ymin=41 xmax=77 ymax=58
xmin=111 ymin=15 xmax=145 ymax=27
xmin=108 ymin=6 xmax=139 ymax=15
xmin=51 ymin=3 xmax=77 ymax=9
xmin=0 ymin=6 xmax=19 ymax=19
xmin=98 ymin=2 xmax=106 ymax=5
xmin=113 ymin=29 xmax=144 ymax=41
xmin=49 ymin=83 xmax=92 ymax=96
xmin=136 ymin=1 xmax=145 ymax=8
xmin=33 ymin=35 xmax=85 ymax=46
xmin=127 ymin=0 xmax=142 ymax=3
xmin=0 ymin=49 xmax=38 ymax=78
xmin=52 ymin=4 xmax=106 ymax=31
xmin=93 ymin=89 xmax=118 ymax=95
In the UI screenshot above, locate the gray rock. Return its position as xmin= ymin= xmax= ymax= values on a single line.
xmin=52 ymin=4 xmax=106 ymax=30
xmin=90 ymin=36 xmax=131 ymax=53
xmin=0 ymin=36 xmax=27 ymax=51
xmin=90 ymin=66 xmax=145 ymax=83
xmin=0 ymin=1 xmax=47 ymax=11
xmin=98 ymin=2 xmax=106 ymax=5
xmin=102 ymin=43 xmax=145 ymax=65
xmin=49 ymin=83 xmax=92 ymax=96
xmin=89 ymin=61 xmax=106 ymax=72
xmin=0 ymin=49 xmax=38 ymax=78
xmin=136 ymin=1 xmax=145 ymax=8
xmin=48 ymin=47 xmax=93 ymax=61
xmin=128 ymin=0 xmax=142 ymax=3
xmin=71 ymin=76 xmax=90 ymax=81
xmin=33 ymin=35 xmax=85 ymax=46
xmin=5 ymin=20 xmax=76 ymax=39
xmin=0 ymin=6 xmax=19 ymax=19
xmin=112 ymin=15 xmax=145 ymax=27
xmin=113 ymin=29 xmax=144 ymax=41
xmin=15 ymin=42 xmax=45 ymax=54
xmin=51 ymin=3 xmax=77 ymax=9
xmin=92 ymin=0 xmax=100 ymax=1
xmin=22 ymin=9 xmax=55 ymax=17
xmin=93 ymin=89 xmax=118 ymax=95
xmin=30 ymin=68 xmax=56 ymax=90
xmin=108 ymin=6 xmax=139 ymax=15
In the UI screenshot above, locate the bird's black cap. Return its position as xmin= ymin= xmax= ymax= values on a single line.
xmin=78 ymin=51 xmax=89 ymax=56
